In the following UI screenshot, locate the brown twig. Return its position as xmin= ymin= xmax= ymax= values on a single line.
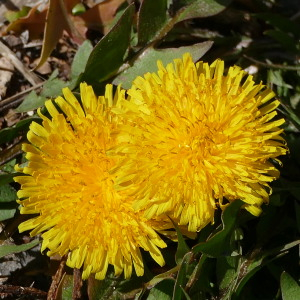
xmin=0 ymin=141 xmax=23 ymax=166
xmin=47 ymin=256 xmax=67 ymax=300
xmin=243 ymin=55 xmax=300 ymax=71
xmin=72 ymin=268 xmax=83 ymax=300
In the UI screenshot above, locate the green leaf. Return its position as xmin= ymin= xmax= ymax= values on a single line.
xmin=87 ymin=271 xmax=121 ymax=300
xmin=0 ymin=117 xmax=40 ymax=144
xmin=81 ymin=4 xmax=135 ymax=85
xmin=0 ymin=239 xmax=39 ymax=259
xmin=16 ymin=70 xmax=69 ymax=113
xmin=233 ymin=240 xmax=300 ymax=298
xmin=0 ymin=183 xmax=18 ymax=221
xmin=281 ymin=271 xmax=300 ymax=300
xmin=172 ymin=252 xmax=193 ymax=300
xmin=186 ymin=254 xmax=208 ymax=294
xmin=113 ymin=41 xmax=213 ymax=88
xmin=232 ymin=256 xmax=265 ymax=298
xmin=176 ymin=0 xmax=232 ymax=22
xmin=15 ymin=91 xmax=46 ymax=113
xmin=0 ymin=173 xmax=21 ymax=185
xmin=71 ymin=40 xmax=93 ymax=80
xmin=169 ymin=219 xmax=190 ymax=265
xmin=137 ymin=0 xmax=169 ymax=46
xmin=147 ymin=279 xmax=175 ymax=300
xmin=0 ymin=202 xmax=17 ymax=221
xmin=265 ymin=29 xmax=299 ymax=53
xmin=0 ymin=184 xmax=16 ymax=202
xmin=192 ymin=200 xmax=243 ymax=256
xmin=41 ymin=77 xmax=66 ymax=98
xmin=58 ymin=274 xmax=73 ymax=300
xmin=179 ymin=287 xmax=191 ymax=300
xmin=255 ymin=13 xmax=300 ymax=38
xmin=145 ymin=265 xmax=180 ymax=290
xmin=217 ymin=256 xmax=238 ymax=291
xmin=268 ymin=70 xmax=292 ymax=89
xmin=1 ymin=159 xmax=16 ymax=173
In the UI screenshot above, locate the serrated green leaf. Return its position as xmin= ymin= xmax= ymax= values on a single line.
xmin=0 ymin=184 xmax=16 ymax=202
xmin=176 ymin=0 xmax=232 ymax=22
xmin=81 ymin=4 xmax=135 ymax=85
xmin=147 ymin=279 xmax=175 ymax=300
xmin=281 ymin=271 xmax=300 ymax=300
xmin=137 ymin=0 xmax=169 ymax=46
xmin=113 ymin=41 xmax=213 ymax=88
xmin=15 ymin=91 xmax=46 ymax=113
xmin=0 ymin=239 xmax=39 ymax=259
xmin=192 ymin=200 xmax=243 ymax=256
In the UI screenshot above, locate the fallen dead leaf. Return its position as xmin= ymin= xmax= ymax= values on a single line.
xmin=6 ymin=4 xmax=47 ymax=40
xmin=35 ymin=0 xmax=84 ymax=68
xmin=4 ymin=0 xmax=128 ymax=67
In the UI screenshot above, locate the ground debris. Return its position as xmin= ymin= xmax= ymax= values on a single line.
xmin=0 ymin=284 xmax=47 ymax=299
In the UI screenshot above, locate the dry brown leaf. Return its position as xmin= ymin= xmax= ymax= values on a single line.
xmin=35 ymin=0 xmax=85 ymax=69
xmin=6 ymin=5 xmax=47 ymax=40
xmin=4 ymin=0 xmax=126 ymax=67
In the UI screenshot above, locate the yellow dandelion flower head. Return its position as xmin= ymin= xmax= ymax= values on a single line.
xmin=114 ymin=53 xmax=288 ymax=232
xmin=14 ymin=83 xmax=167 ymax=280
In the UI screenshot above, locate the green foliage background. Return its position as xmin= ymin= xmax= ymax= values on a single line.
xmin=0 ymin=0 xmax=300 ymax=299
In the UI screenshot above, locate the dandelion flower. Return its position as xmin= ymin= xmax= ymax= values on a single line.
xmin=114 ymin=53 xmax=287 ymax=232
xmin=14 ymin=83 xmax=167 ymax=280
